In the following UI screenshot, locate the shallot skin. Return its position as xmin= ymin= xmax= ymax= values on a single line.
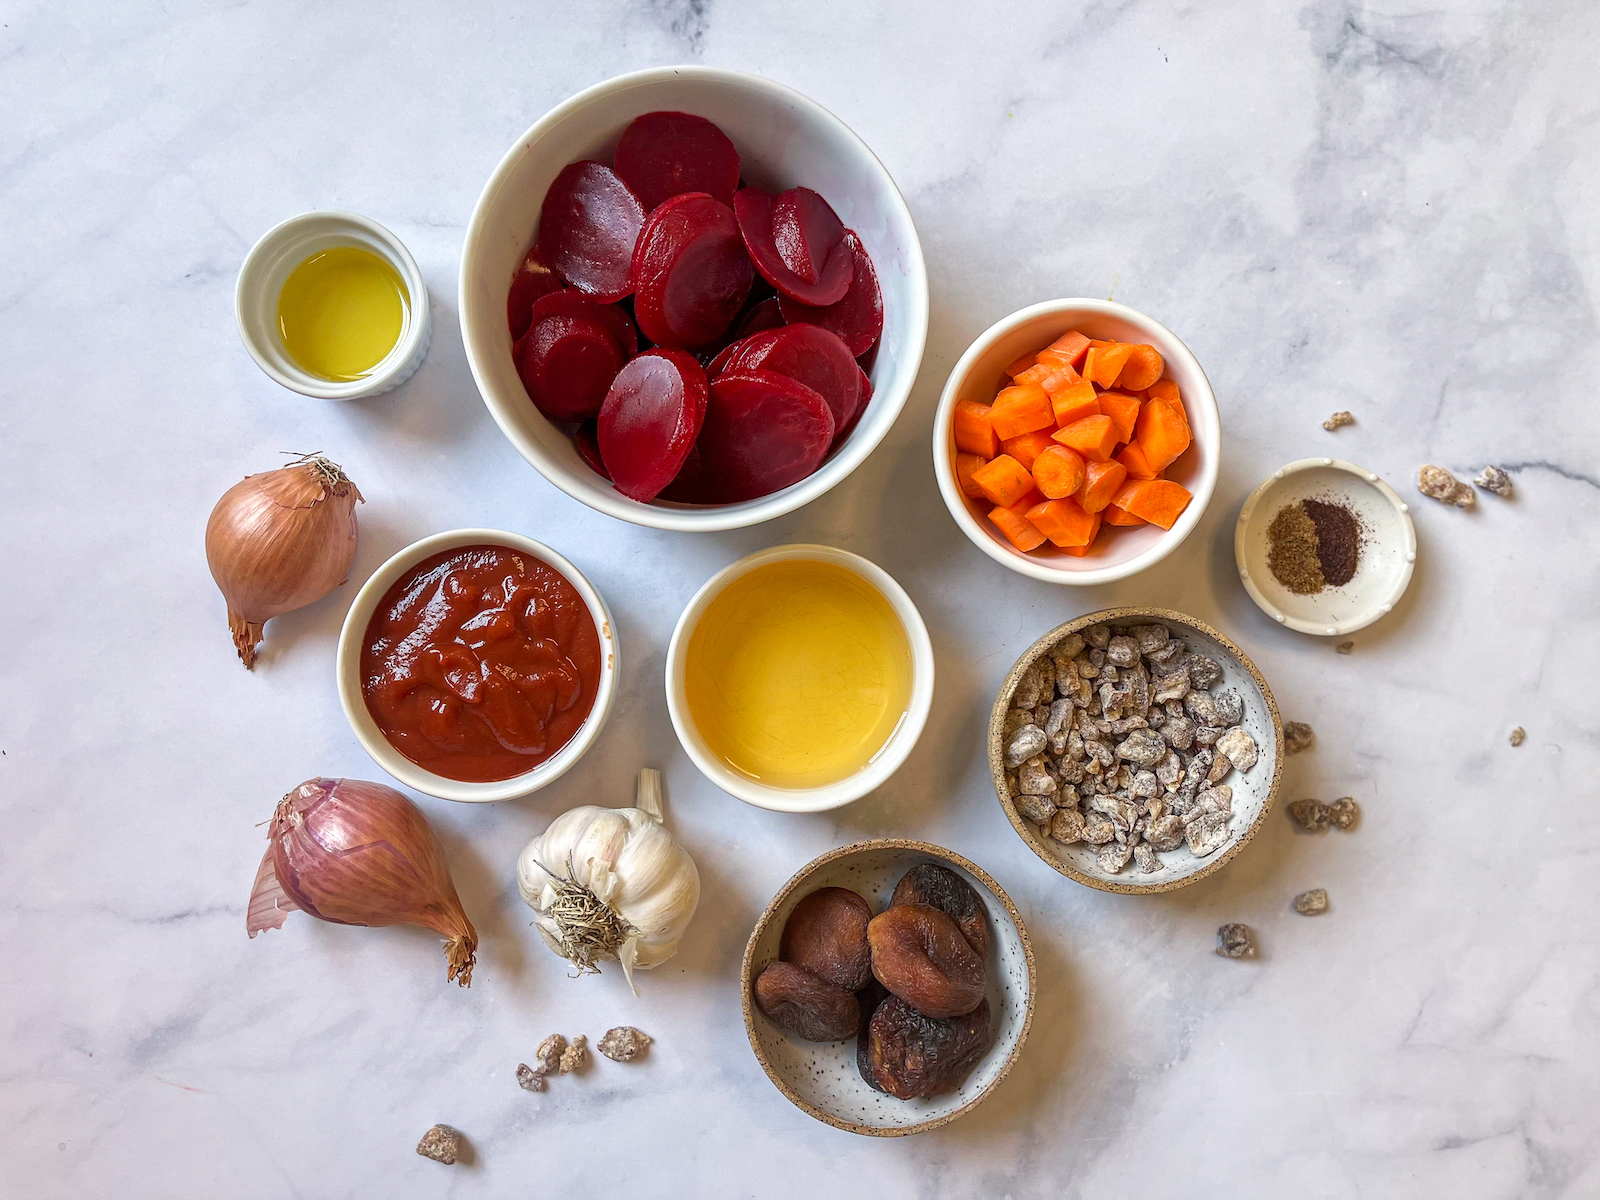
xmin=248 ymin=778 xmax=478 ymax=986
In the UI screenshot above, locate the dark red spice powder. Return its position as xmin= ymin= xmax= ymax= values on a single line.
xmin=1301 ymin=498 xmax=1360 ymax=586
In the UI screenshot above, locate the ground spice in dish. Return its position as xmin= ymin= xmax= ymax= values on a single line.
xmin=1301 ymin=498 xmax=1360 ymax=586
xmin=1265 ymin=504 xmax=1326 ymax=594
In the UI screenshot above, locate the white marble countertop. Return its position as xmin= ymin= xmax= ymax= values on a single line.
xmin=4 ymin=3 xmax=1597 ymax=1197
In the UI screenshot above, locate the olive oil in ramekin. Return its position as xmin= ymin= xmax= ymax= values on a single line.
xmin=276 ymin=246 xmax=408 ymax=381
xmin=684 ymin=559 xmax=912 ymax=789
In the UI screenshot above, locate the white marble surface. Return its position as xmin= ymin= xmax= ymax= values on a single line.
xmin=4 ymin=2 xmax=1598 ymax=1196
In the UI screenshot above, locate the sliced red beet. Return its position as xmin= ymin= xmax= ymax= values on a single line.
xmin=529 ymin=288 xmax=639 ymax=356
xmin=597 ymin=349 xmax=709 ymax=502
xmin=574 ymin=420 xmax=610 ymax=479
xmin=771 ymin=188 xmax=848 ymax=287
xmin=721 ymin=324 xmax=860 ymax=441
xmin=694 ymin=370 xmax=835 ymax=503
xmin=516 ymin=314 xmax=624 ymax=421
xmin=631 ymin=193 xmax=753 ymax=349
xmin=856 ymin=340 xmax=879 ymax=376
xmin=779 ymin=230 xmax=883 ymax=356
xmin=535 ymin=161 xmax=645 ymax=302
xmin=657 ymin=442 xmax=716 ymax=505
xmin=507 ymin=247 xmax=564 ymax=340
xmin=732 ymin=296 xmax=785 ymax=340
xmin=613 ymin=112 xmax=741 ymax=210
xmin=733 ymin=188 xmax=853 ymax=307
xmin=834 ymin=363 xmax=873 ymax=449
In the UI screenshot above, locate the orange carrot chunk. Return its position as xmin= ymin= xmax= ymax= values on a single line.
xmin=1041 ymin=330 xmax=1091 ymax=369
xmin=1134 ymin=398 xmax=1192 ymax=472
xmin=953 ymin=399 xmax=1000 ymax=457
xmin=1013 ymin=363 xmax=1054 ymax=389
xmin=1061 ymin=529 xmax=1103 ymax=557
xmin=971 ymin=454 xmax=1035 ymax=508
xmin=999 ymin=429 xmax=1057 ymax=472
xmin=1117 ymin=344 xmax=1164 ymax=391
xmin=1032 ymin=444 xmax=1086 ymax=499
xmin=1115 ymin=441 xmax=1159 ymax=480
xmin=955 ymin=452 xmax=989 ymax=500
xmin=1097 ymin=392 xmax=1142 ymax=445
xmin=1077 ymin=459 xmax=1128 ymax=513
xmin=1025 ymin=496 xmax=1100 ymax=548
xmin=1103 ymin=502 xmax=1147 ymax=526
xmin=1049 ymin=375 xmax=1100 ymax=427
xmin=989 ymin=383 xmax=1055 ymax=440
xmin=1003 ymin=352 xmax=1037 ymax=379
xmin=989 ymin=492 xmax=1047 ymax=552
xmin=1053 ymin=414 xmax=1119 ymax=462
xmin=1084 ymin=342 xmax=1133 ymax=388
xmin=1111 ymin=478 xmax=1193 ymax=530
xmin=1146 ymin=378 xmax=1188 ymax=431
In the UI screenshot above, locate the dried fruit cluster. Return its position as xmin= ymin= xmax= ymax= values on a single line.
xmin=753 ymin=863 xmax=996 ymax=1100
xmin=1001 ymin=621 xmax=1263 ymax=874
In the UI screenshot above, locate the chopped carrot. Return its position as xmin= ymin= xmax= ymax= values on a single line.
xmin=1053 ymin=414 xmax=1119 ymax=461
xmin=1060 ymin=529 xmax=1103 ymax=557
xmin=1032 ymin=444 xmax=1086 ymax=499
xmin=955 ymin=452 xmax=989 ymax=500
xmin=1049 ymin=375 xmax=1099 ymax=426
xmin=1040 ymin=330 xmax=1091 ymax=369
xmin=1103 ymin=502 xmax=1146 ymax=526
xmin=1117 ymin=344 xmax=1164 ymax=391
xmin=990 ymin=383 xmax=1055 ymax=440
xmin=1003 ymin=352 xmax=1036 ymax=379
xmin=1084 ymin=342 xmax=1133 ymax=387
xmin=989 ymin=491 xmax=1047 ymax=552
xmin=1012 ymin=363 xmax=1054 ymax=389
xmin=971 ymin=454 xmax=1035 ymax=508
xmin=1111 ymin=478 xmax=1193 ymax=530
xmin=1097 ymin=392 xmax=1142 ymax=444
xmin=1147 ymin=378 xmax=1188 ymax=430
xmin=999 ymin=429 xmax=1057 ymax=472
xmin=1115 ymin=441 xmax=1159 ymax=480
xmin=1076 ymin=459 xmax=1128 ymax=514
xmin=953 ymin=399 xmax=1000 ymax=457
xmin=1025 ymin=496 xmax=1100 ymax=548
xmin=1134 ymin=398 xmax=1191 ymax=472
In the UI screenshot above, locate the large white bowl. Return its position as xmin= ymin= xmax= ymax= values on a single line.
xmin=336 ymin=529 xmax=618 ymax=803
xmin=933 ymin=299 xmax=1221 ymax=585
xmin=665 ymin=544 xmax=934 ymax=812
xmin=460 ymin=66 xmax=929 ymax=531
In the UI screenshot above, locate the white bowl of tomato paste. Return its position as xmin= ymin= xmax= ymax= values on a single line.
xmin=459 ymin=66 xmax=928 ymax=531
xmin=336 ymin=529 xmax=618 ymax=802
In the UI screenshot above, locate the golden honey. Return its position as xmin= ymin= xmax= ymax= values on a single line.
xmin=277 ymin=246 xmax=407 ymax=381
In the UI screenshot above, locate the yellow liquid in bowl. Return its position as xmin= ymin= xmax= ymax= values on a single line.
xmin=277 ymin=246 xmax=408 ymax=381
xmin=684 ymin=560 xmax=913 ymax=789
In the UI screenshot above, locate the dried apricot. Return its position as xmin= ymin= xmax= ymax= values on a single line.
xmin=779 ymin=887 xmax=873 ymax=991
xmin=855 ymin=978 xmax=890 ymax=1092
xmin=867 ymin=904 xmax=986 ymax=1018
xmin=865 ymin=995 xmax=993 ymax=1099
xmin=752 ymin=961 xmax=859 ymax=1042
xmin=889 ymin=864 xmax=990 ymax=961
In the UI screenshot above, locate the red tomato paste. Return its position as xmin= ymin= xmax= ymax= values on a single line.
xmin=361 ymin=544 xmax=602 ymax=782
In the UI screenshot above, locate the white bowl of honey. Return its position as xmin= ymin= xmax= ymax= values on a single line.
xmin=665 ymin=545 xmax=934 ymax=813
xmin=235 ymin=210 xmax=430 ymax=400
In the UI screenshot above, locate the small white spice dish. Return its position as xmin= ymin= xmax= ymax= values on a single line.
xmin=741 ymin=840 xmax=1034 ymax=1136
xmin=1235 ymin=458 xmax=1417 ymax=636
xmin=335 ymin=529 xmax=617 ymax=803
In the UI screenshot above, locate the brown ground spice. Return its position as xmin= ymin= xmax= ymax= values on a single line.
xmin=1266 ymin=503 xmax=1325 ymax=594
xmin=1301 ymin=498 xmax=1360 ymax=586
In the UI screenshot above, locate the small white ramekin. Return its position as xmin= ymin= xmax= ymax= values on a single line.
xmin=236 ymin=210 xmax=431 ymax=400
xmin=664 ymin=544 xmax=934 ymax=813
xmin=933 ymin=299 xmax=1221 ymax=585
xmin=336 ymin=529 xmax=618 ymax=803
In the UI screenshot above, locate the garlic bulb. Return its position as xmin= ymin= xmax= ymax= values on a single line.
xmin=515 ymin=769 xmax=699 ymax=991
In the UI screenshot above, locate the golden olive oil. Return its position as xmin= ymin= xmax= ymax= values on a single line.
xmin=277 ymin=246 xmax=407 ymax=381
xmin=685 ymin=560 xmax=913 ymax=788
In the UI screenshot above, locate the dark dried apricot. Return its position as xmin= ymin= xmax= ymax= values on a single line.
xmin=889 ymin=863 xmax=991 ymax=961
xmin=779 ymin=887 xmax=873 ymax=992
xmin=865 ymin=996 xmax=993 ymax=1100
xmin=855 ymin=979 xmax=889 ymax=1092
xmin=752 ymin=961 xmax=858 ymax=1042
xmin=867 ymin=904 xmax=986 ymax=1018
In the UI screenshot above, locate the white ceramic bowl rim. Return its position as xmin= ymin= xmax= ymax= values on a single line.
xmin=235 ymin=209 xmax=429 ymax=400
xmin=335 ymin=528 xmax=618 ymax=803
xmin=933 ymin=298 xmax=1220 ymax=585
xmin=664 ymin=543 xmax=934 ymax=812
xmin=1234 ymin=457 xmax=1419 ymax=636
xmin=459 ymin=65 xmax=929 ymax=532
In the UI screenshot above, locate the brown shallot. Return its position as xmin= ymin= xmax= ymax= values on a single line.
xmin=247 ymin=778 xmax=478 ymax=986
xmin=205 ymin=452 xmax=362 ymax=667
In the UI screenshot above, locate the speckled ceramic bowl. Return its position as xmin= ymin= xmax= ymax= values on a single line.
xmin=741 ymin=840 xmax=1034 ymax=1136
xmin=988 ymin=608 xmax=1283 ymax=894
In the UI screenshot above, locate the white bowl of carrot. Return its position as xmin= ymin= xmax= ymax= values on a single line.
xmin=932 ymin=299 xmax=1220 ymax=586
